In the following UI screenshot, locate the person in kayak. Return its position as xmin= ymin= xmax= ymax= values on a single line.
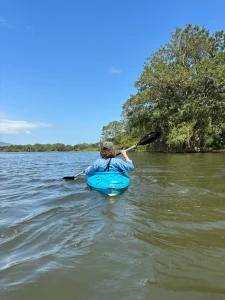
xmin=85 ymin=141 xmax=134 ymax=176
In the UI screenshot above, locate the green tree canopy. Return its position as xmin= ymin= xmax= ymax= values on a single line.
xmin=101 ymin=121 xmax=125 ymax=141
xmin=122 ymin=24 xmax=225 ymax=152
xmin=101 ymin=120 xmax=139 ymax=149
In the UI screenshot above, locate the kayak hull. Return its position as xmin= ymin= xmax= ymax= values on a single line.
xmin=87 ymin=172 xmax=130 ymax=196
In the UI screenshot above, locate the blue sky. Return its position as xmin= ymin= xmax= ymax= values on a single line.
xmin=0 ymin=0 xmax=225 ymax=145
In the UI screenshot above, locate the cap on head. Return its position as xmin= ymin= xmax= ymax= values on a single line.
xmin=102 ymin=141 xmax=114 ymax=150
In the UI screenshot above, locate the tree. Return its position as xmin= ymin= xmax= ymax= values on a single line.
xmin=122 ymin=25 xmax=225 ymax=152
xmin=101 ymin=121 xmax=125 ymax=141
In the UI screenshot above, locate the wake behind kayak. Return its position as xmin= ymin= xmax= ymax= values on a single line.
xmin=87 ymin=172 xmax=130 ymax=196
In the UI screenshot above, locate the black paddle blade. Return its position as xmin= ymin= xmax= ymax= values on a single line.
xmin=137 ymin=132 xmax=161 ymax=146
xmin=63 ymin=170 xmax=84 ymax=181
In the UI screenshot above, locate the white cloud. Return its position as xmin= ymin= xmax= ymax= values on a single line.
xmin=0 ymin=16 xmax=6 ymax=25
xmin=0 ymin=119 xmax=51 ymax=134
xmin=109 ymin=67 xmax=122 ymax=74
xmin=0 ymin=16 xmax=14 ymax=29
xmin=25 ymin=25 xmax=36 ymax=35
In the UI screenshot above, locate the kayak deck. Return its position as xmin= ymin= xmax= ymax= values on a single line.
xmin=87 ymin=172 xmax=130 ymax=196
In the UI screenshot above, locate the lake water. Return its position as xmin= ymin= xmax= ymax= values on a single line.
xmin=0 ymin=152 xmax=225 ymax=300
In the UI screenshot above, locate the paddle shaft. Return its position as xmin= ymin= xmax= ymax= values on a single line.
xmin=74 ymin=170 xmax=85 ymax=178
xmin=116 ymin=144 xmax=137 ymax=156
xmin=63 ymin=170 xmax=84 ymax=180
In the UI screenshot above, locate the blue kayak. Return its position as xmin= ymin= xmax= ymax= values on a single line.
xmin=87 ymin=172 xmax=130 ymax=196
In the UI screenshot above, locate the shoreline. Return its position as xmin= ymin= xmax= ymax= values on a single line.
xmin=1 ymin=149 xmax=225 ymax=153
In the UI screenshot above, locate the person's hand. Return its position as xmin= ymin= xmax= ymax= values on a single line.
xmin=120 ymin=149 xmax=129 ymax=161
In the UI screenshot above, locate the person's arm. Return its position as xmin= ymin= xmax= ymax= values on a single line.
xmin=120 ymin=149 xmax=131 ymax=162
xmin=85 ymin=165 xmax=93 ymax=175
xmin=85 ymin=163 xmax=97 ymax=176
xmin=84 ymin=159 xmax=102 ymax=175
xmin=117 ymin=149 xmax=134 ymax=171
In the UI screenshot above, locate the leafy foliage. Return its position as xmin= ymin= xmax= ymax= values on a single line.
xmin=101 ymin=121 xmax=124 ymax=140
xmin=0 ymin=143 xmax=99 ymax=152
xmin=101 ymin=120 xmax=140 ymax=149
xmin=121 ymin=24 xmax=225 ymax=152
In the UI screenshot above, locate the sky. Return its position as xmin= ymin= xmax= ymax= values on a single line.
xmin=0 ymin=0 xmax=225 ymax=145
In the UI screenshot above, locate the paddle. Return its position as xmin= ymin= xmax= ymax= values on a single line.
xmin=63 ymin=131 xmax=160 ymax=180
xmin=115 ymin=131 xmax=161 ymax=156
xmin=63 ymin=170 xmax=85 ymax=180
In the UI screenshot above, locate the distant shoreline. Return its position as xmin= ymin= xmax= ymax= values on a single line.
xmin=1 ymin=149 xmax=225 ymax=153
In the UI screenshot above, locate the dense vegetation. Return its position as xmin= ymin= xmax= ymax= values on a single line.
xmin=1 ymin=25 xmax=225 ymax=153
xmin=104 ymin=25 xmax=225 ymax=152
xmin=0 ymin=143 xmax=99 ymax=152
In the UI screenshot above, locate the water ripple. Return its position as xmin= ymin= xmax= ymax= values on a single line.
xmin=1 ymin=152 xmax=225 ymax=299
